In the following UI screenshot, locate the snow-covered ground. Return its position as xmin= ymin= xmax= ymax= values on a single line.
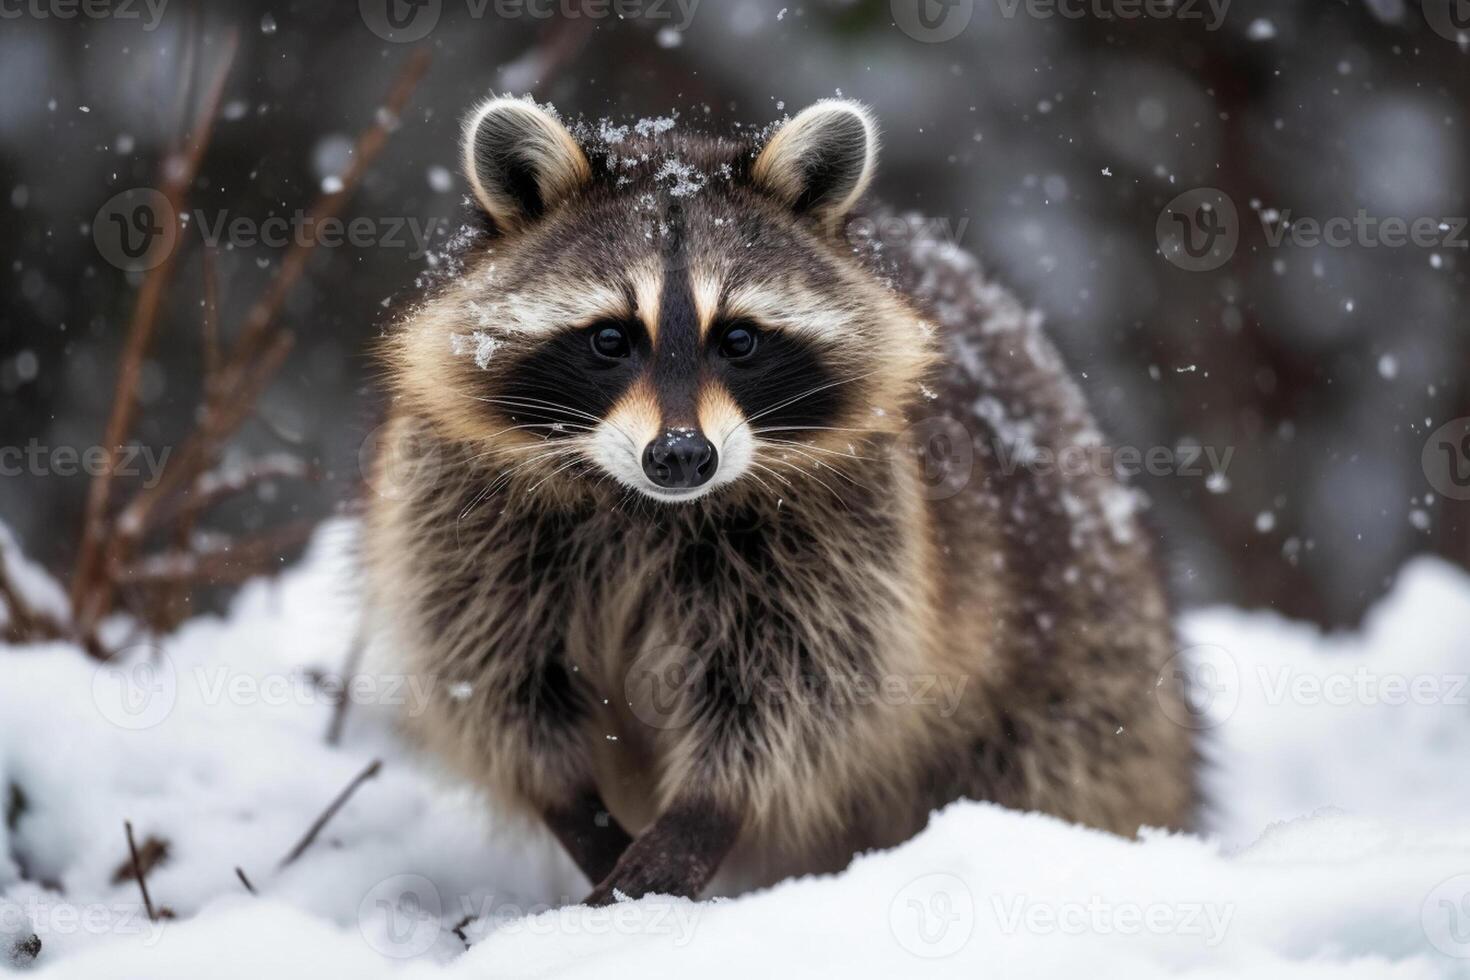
xmin=2 ymin=521 xmax=1469 ymax=978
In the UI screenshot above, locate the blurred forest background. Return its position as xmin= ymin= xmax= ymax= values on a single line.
xmin=0 ymin=0 xmax=1466 ymax=628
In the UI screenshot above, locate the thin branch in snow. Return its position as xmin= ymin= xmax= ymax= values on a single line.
xmin=0 ymin=541 xmax=65 ymax=645
xmin=110 ymin=833 xmax=169 ymax=886
xmin=325 ymin=634 xmax=367 ymax=747
xmin=69 ymin=28 xmax=241 ymax=652
xmin=111 ymin=520 xmax=319 ymax=587
xmin=278 ymin=759 xmax=383 ymax=870
xmin=66 ymin=44 xmax=431 ymax=656
xmin=124 ymin=821 xmax=159 ymax=923
xmin=234 ymin=867 xmax=257 ymax=896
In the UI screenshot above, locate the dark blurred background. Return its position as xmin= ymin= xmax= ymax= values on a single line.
xmin=1 ymin=0 xmax=1466 ymax=627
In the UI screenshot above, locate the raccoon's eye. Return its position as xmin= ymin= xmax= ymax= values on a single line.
xmin=590 ymin=323 xmax=633 ymax=360
xmin=717 ymin=324 xmax=759 ymax=361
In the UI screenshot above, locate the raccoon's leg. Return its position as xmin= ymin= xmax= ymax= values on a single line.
xmin=543 ymin=787 xmax=634 ymax=886
xmin=581 ymin=796 xmax=741 ymax=906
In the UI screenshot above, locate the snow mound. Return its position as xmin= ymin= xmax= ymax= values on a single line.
xmin=0 ymin=523 xmax=1466 ymax=978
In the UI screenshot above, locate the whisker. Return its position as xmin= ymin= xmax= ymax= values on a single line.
xmin=763 ymin=455 xmax=850 ymax=507
xmin=763 ymin=444 xmax=866 ymax=489
xmin=743 ymin=369 xmax=882 ymax=427
xmin=759 ymin=437 xmax=877 ymax=463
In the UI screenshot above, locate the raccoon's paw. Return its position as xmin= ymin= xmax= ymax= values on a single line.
xmin=581 ymin=797 xmax=741 ymax=907
xmin=582 ymin=843 xmax=706 ymax=907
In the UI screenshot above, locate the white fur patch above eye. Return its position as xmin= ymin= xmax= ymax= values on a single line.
xmin=468 ymin=280 xmax=629 ymax=338
xmin=723 ymin=281 xmax=853 ymax=343
xmin=752 ymin=100 xmax=879 ymax=226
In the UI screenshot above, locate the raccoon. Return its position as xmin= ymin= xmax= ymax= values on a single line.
xmin=363 ymin=97 xmax=1195 ymax=904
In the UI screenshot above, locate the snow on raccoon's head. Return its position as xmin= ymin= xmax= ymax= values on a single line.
xmin=387 ymin=96 xmax=935 ymax=505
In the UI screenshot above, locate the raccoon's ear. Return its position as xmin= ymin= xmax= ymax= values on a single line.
xmin=751 ymin=100 xmax=878 ymax=227
xmin=461 ymin=97 xmax=591 ymax=232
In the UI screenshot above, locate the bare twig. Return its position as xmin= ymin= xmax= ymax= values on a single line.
xmin=66 ymin=39 xmax=431 ymax=656
xmin=279 ymin=759 xmax=383 ymax=870
xmin=0 ymin=541 xmax=65 ymax=645
xmin=124 ymin=821 xmax=159 ymax=922
xmin=71 ymin=30 xmax=240 ymax=640
xmin=451 ymin=913 xmax=477 ymax=949
xmin=497 ymin=0 xmax=596 ymax=95
xmin=111 ymin=520 xmax=318 ymax=586
xmin=231 ymin=47 xmax=431 ymax=365
xmin=200 ymin=244 xmax=221 ymax=390
xmin=111 ymin=833 xmax=169 ymax=886
xmin=325 ymin=634 xmax=368 ymax=747
xmin=234 ymin=867 xmax=257 ymax=895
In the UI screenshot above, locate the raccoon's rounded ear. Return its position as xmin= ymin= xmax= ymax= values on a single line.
xmin=751 ymin=100 xmax=878 ymax=227
xmin=461 ymin=97 xmax=591 ymax=232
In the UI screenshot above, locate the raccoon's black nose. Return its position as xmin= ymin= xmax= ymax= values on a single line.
xmin=643 ymin=431 xmax=718 ymax=490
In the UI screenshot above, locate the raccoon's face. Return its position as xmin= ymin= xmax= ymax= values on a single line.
xmin=389 ymin=98 xmax=934 ymax=506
